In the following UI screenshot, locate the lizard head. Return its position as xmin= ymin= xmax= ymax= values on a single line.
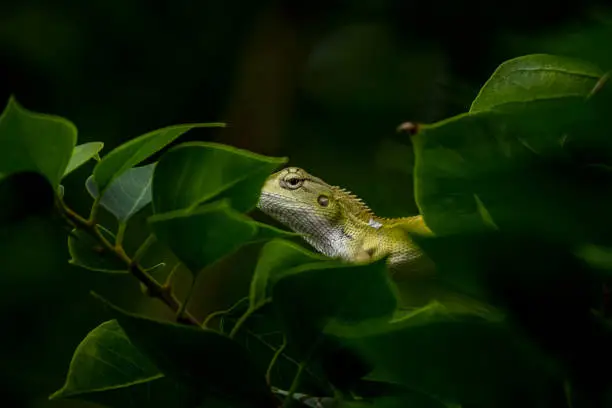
xmin=257 ymin=167 xmax=341 ymax=226
xmin=257 ymin=167 xmax=377 ymax=258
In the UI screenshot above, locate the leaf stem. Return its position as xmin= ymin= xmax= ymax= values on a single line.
xmin=282 ymin=361 xmax=306 ymax=408
xmin=164 ymin=262 xmax=181 ymax=287
xmin=202 ymin=297 xmax=249 ymax=330
xmin=176 ymin=275 xmax=196 ymax=322
xmin=56 ymin=198 xmax=201 ymax=326
xmin=229 ymin=306 xmax=256 ymax=339
xmin=115 ymin=221 xmax=127 ymax=247
xmin=266 ymin=335 xmax=287 ymax=385
xmin=88 ymin=196 xmax=101 ymax=223
xmin=245 ymin=328 xmax=328 ymax=391
xmin=133 ymin=234 xmax=156 ymax=264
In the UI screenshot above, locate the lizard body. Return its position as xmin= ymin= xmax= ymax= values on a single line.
xmin=256 ymin=167 xmax=435 ymax=279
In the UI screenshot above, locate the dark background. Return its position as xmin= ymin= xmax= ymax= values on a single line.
xmin=1 ymin=1 xmax=612 ymax=406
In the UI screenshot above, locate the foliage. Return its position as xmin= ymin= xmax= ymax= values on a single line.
xmin=1 ymin=53 xmax=612 ymax=408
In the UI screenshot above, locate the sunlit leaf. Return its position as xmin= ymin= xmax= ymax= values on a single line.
xmin=93 ymin=123 xmax=224 ymax=195
xmin=68 ymin=225 xmax=127 ymax=273
xmin=87 ymin=163 xmax=155 ymax=222
xmin=0 ymin=96 xmax=76 ymax=188
xmin=471 ymin=54 xmax=603 ymax=112
xmin=63 ymin=142 xmax=104 ymax=177
xmin=152 ymin=142 xmax=286 ymax=214
xmin=94 ymin=295 xmax=277 ymax=407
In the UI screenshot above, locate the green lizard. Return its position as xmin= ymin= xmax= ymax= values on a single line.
xmin=257 ymin=166 xmax=494 ymax=313
xmin=256 ymin=166 xmax=435 ymax=280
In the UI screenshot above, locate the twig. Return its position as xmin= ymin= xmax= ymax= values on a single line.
xmin=56 ymin=198 xmax=201 ymax=326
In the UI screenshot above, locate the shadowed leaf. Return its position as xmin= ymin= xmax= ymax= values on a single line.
xmin=50 ymin=320 xmax=196 ymax=408
xmin=149 ymin=200 xmax=293 ymax=277
xmin=68 ymin=225 xmax=127 ymax=273
xmin=250 ymin=239 xmax=328 ymax=311
xmin=326 ymin=303 xmax=556 ymax=408
xmin=94 ymin=295 xmax=277 ymax=407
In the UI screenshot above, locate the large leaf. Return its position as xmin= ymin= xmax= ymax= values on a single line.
xmin=50 ymin=320 xmax=196 ymax=408
xmin=149 ymin=200 xmax=293 ymax=276
xmin=63 ymin=141 xmax=104 ymax=177
xmin=272 ymin=258 xmax=399 ymax=330
xmin=271 ymin=258 xmax=399 ymax=387
xmin=326 ymin=303 xmax=560 ymax=408
xmin=93 ymin=123 xmax=224 ymax=195
xmin=412 ymin=96 xmax=612 ymax=243
xmin=0 ymin=96 xmax=76 ymax=188
xmin=95 ymin=295 xmax=277 ymax=407
xmin=470 ymin=54 xmax=603 ymax=112
xmin=152 ymin=142 xmax=287 ymax=213
xmin=67 ymin=225 xmax=127 ymax=273
xmin=87 ymin=163 xmax=155 ymax=222
xmin=408 ymin=231 xmax=612 ymax=395
xmin=250 ymin=239 xmax=327 ymax=311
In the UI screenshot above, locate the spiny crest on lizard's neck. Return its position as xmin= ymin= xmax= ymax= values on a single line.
xmin=331 ymin=185 xmax=378 ymax=221
xmin=331 ymin=185 xmax=415 ymax=226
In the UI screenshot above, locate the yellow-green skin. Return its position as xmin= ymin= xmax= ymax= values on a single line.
xmin=257 ymin=167 xmax=436 ymax=280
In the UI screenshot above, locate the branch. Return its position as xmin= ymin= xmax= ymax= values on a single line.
xmin=56 ymin=197 xmax=201 ymax=326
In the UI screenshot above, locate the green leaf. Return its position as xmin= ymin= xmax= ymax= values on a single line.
xmin=327 ymin=303 xmax=557 ymax=408
xmin=94 ymin=294 xmax=277 ymax=407
xmin=149 ymin=200 xmax=291 ymax=276
xmin=470 ymin=54 xmax=603 ymax=112
xmin=63 ymin=142 xmax=104 ymax=177
xmin=93 ymin=123 xmax=224 ymax=195
xmin=0 ymin=96 xmax=76 ymax=188
xmin=250 ymin=239 xmax=328 ymax=311
xmin=412 ymin=96 xmax=612 ymax=241
xmin=50 ymin=319 xmax=162 ymax=397
xmin=68 ymin=225 xmax=127 ymax=273
xmin=152 ymin=142 xmax=287 ymax=213
xmin=86 ymin=163 xmax=155 ymax=222
xmin=271 ymin=258 xmax=399 ymax=363
xmin=50 ymin=320 xmax=195 ymax=408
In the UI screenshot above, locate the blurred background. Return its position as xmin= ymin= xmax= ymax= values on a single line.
xmin=1 ymin=0 xmax=612 ymax=406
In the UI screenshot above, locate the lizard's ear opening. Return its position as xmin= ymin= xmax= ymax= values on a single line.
xmin=317 ymin=195 xmax=329 ymax=207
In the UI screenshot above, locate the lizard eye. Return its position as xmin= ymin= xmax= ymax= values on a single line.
xmin=282 ymin=176 xmax=303 ymax=189
xmin=317 ymin=195 xmax=329 ymax=207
